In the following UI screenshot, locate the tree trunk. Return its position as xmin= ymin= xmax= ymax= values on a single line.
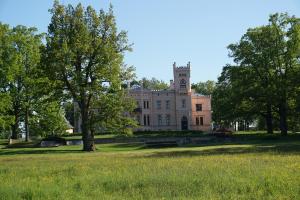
xmin=25 ymin=106 xmax=29 ymax=142
xmin=81 ymin=108 xmax=95 ymax=151
xmin=279 ymin=101 xmax=288 ymax=135
xmin=265 ymin=102 xmax=273 ymax=134
xmin=82 ymin=122 xmax=95 ymax=151
xmin=11 ymin=117 xmax=19 ymax=139
xmin=234 ymin=121 xmax=237 ymax=131
xmin=11 ymin=109 xmax=20 ymax=139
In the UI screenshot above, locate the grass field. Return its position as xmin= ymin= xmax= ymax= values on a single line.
xmin=60 ymin=130 xmax=205 ymax=140
xmin=0 ymin=132 xmax=300 ymax=199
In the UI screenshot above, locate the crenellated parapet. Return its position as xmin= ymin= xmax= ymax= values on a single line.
xmin=173 ymin=61 xmax=191 ymax=70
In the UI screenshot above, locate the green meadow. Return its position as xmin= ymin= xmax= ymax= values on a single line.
xmin=0 ymin=132 xmax=300 ymax=200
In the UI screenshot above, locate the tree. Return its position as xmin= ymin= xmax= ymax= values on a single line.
xmin=11 ymin=25 xmax=44 ymax=141
xmin=142 ymin=77 xmax=169 ymax=90
xmin=192 ymin=80 xmax=215 ymax=95
xmin=63 ymin=101 xmax=75 ymax=127
xmin=0 ymin=23 xmax=44 ymax=140
xmin=212 ymin=65 xmax=257 ymax=129
xmin=30 ymin=101 xmax=69 ymax=137
xmin=0 ymin=93 xmax=12 ymax=138
xmin=132 ymin=77 xmax=169 ymax=90
xmin=0 ymin=23 xmax=13 ymax=133
xmin=44 ymin=1 xmax=134 ymax=151
xmin=268 ymin=13 xmax=300 ymax=135
xmin=227 ymin=25 xmax=278 ymax=133
xmin=225 ymin=13 xmax=300 ymax=134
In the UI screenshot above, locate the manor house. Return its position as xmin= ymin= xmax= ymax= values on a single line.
xmin=129 ymin=62 xmax=212 ymax=131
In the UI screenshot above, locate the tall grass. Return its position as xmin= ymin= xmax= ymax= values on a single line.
xmin=0 ymin=136 xmax=300 ymax=199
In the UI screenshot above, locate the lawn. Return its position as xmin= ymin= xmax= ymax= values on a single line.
xmin=61 ymin=130 xmax=206 ymax=140
xmin=0 ymin=132 xmax=300 ymax=200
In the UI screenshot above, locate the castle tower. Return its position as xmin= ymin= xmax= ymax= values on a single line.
xmin=173 ymin=62 xmax=191 ymax=94
xmin=173 ymin=62 xmax=192 ymax=130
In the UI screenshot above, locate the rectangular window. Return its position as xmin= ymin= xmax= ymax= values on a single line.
xmin=143 ymin=101 xmax=149 ymax=109
xmin=136 ymin=115 xmax=141 ymax=125
xmin=144 ymin=115 xmax=147 ymax=126
xmin=166 ymin=100 xmax=170 ymax=109
xmin=196 ymin=104 xmax=202 ymax=111
xmin=196 ymin=117 xmax=200 ymax=126
xmin=182 ymin=99 xmax=186 ymax=108
xmin=147 ymin=115 xmax=150 ymax=126
xmin=166 ymin=114 xmax=170 ymax=126
xmin=156 ymin=100 xmax=161 ymax=109
xmin=200 ymin=117 xmax=204 ymax=125
xmin=158 ymin=114 xmax=162 ymax=126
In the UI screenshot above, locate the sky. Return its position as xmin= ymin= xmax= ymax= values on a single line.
xmin=1 ymin=0 xmax=300 ymax=83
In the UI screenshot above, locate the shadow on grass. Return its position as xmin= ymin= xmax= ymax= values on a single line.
xmin=188 ymin=133 xmax=300 ymax=148
xmin=105 ymin=142 xmax=145 ymax=148
xmin=140 ymin=133 xmax=300 ymax=157
xmin=0 ymin=148 xmax=83 ymax=156
xmin=1 ymin=133 xmax=300 ymax=156
xmin=141 ymin=143 xmax=300 ymax=158
xmin=0 ymin=143 xmax=145 ymax=156
xmin=132 ymin=130 xmax=205 ymax=138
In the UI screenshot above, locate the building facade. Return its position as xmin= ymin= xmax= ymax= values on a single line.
xmin=129 ymin=62 xmax=212 ymax=132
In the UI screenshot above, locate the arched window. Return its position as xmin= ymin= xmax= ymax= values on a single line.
xmin=180 ymin=79 xmax=186 ymax=89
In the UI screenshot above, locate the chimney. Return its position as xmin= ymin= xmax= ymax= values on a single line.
xmin=170 ymin=80 xmax=174 ymax=89
xmin=187 ymin=61 xmax=191 ymax=68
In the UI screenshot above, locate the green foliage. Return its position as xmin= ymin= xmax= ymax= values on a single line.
xmin=30 ymin=102 xmax=69 ymax=137
xmin=89 ymin=91 xmax=138 ymax=135
xmin=44 ymin=1 xmax=136 ymax=150
xmin=141 ymin=77 xmax=169 ymax=90
xmin=120 ymin=65 xmax=136 ymax=82
xmin=191 ymin=80 xmax=215 ymax=95
xmin=212 ymin=65 xmax=257 ymax=125
xmin=0 ymin=23 xmax=47 ymax=139
xmin=0 ymin=93 xmax=12 ymax=129
xmin=0 ymin=23 xmax=13 ymax=132
xmin=126 ymin=77 xmax=169 ymax=90
xmin=63 ymin=101 xmax=74 ymax=127
xmin=214 ymin=13 xmax=300 ymax=133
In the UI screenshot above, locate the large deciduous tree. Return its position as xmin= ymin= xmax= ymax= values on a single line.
xmin=11 ymin=25 xmax=44 ymax=141
xmin=216 ymin=13 xmax=300 ymax=134
xmin=45 ymin=1 xmax=134 ymax=151
xmin=0 ymin=23 xmax=44 ymax=140
xmin=0 ymin=24 xmax=13 ymax=133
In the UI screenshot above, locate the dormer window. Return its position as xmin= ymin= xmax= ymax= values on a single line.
xmin=180 ymin=79 xmax=186 ymax=89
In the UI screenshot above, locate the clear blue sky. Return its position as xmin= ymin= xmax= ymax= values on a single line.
xmin=1 ymin=0 xmax=300 ymax=83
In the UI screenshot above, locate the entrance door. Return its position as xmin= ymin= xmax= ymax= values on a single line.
xmin=181 ymin=116 xmax=188 ymax=130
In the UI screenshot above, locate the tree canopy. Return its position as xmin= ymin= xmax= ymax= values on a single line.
xmin=192 ymin=80 xmax=215 ymax=95
xmin=0 ymin=22 xmax=69 ymax=140
xmin=44 ymin=1 xmax=136 ymax=151
xmin=213 ymin=13 xmax=300 ymax=134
